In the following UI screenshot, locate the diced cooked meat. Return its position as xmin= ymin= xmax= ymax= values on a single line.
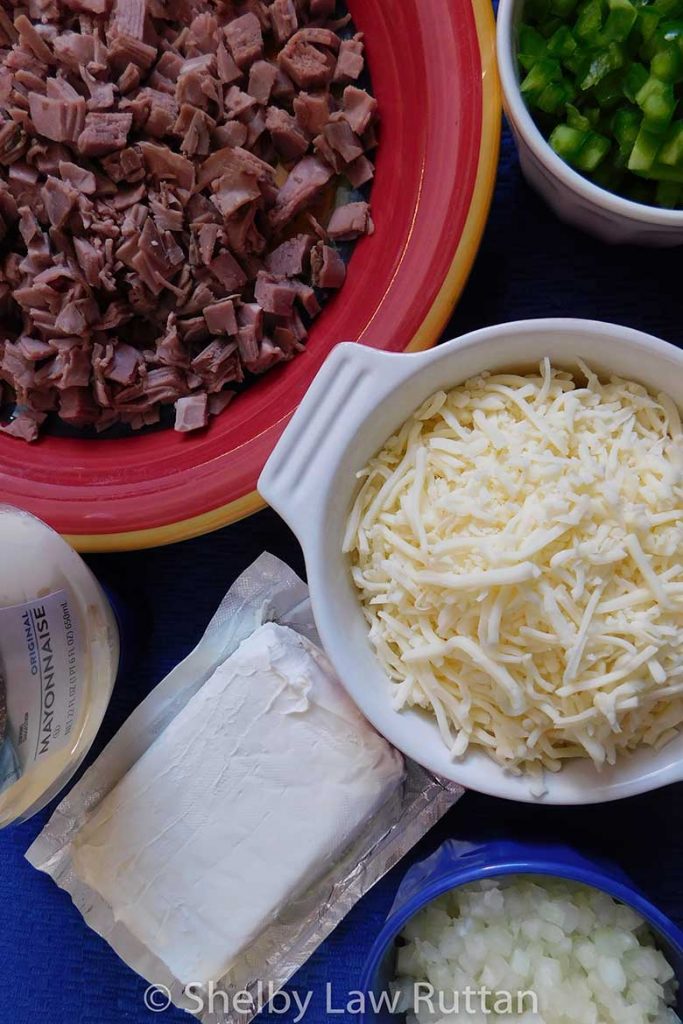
xmin=224 ymin=13 xmax=263 ymax=69
xmin=77 ymin=112 xmax=132 ymax=156
xmin=247 ymin=61 xmax=278 ymax=105
xmin=174 ymin=392 xmax=208 ymax=432
xmin=209 ymin=250 xmax=247 ymax=291
xmin=265 ymin=106 xmax=308 ymax=161
xmin=265 ymin=234 xmax=312 ymax=277
xmin=324 ymin=119 xmax=363 ymax=162
xmin=111 ymin=0 xmax=146 ymax=41
xmin=271 ymin=0 xmax=298 ymax=45
xmin=311 ymin=241 xmax=346 ymax=288
xmin=334 ymin=35 xmax=365 ymax=82
xmin=345 ymin=153 xmax=374 ymax=188
xmin=139 ymin=141 xmax=194 ymax=188
xmin=342 ymin=85 xmax=377 ymax=136
xmin=271 ymin=155 xmax=333 ymax=229
xmin=278 ymin=28 xmax=337 ymax=89
xmin=105 ymin=342 xmax=141 ymax=384
xmin=29 ymin=93 xmax=86 ymax=143
xmin=254 ymin=272 xmax=296 ymax=316
xmin=59 ymin=160 xmax=97 ymax=193
xmin=203 ymin=298 xmax=237 ymax=335
xmin=327 ymin=200 xmax=374 ymax=240
xmin=0 ymin=407 xmax=46 ymax=441
xmin=293 ymin=91 xmax=331 ymax=136
xmin=0 ymin=0 xmax=377 ymax=441
xmin=41 ymin=175 xmax=77 ymax=227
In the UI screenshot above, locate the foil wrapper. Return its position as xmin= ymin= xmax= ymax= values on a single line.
xmin=27 ymin=553 xmax=461 ymax=1023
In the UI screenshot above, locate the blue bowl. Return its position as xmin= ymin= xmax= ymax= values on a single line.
xmin=359 ymin=840 xmax=683 ymax=1024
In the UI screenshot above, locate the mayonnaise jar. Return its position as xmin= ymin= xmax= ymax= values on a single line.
xmin=0 ymin=505 xmax=119 ymax=827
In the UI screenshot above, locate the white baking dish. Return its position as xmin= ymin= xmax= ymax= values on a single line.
xmin=258 ymin=318 xmax=683 ymax=803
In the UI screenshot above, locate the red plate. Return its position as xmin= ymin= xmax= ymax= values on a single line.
xmin=0 ymin=0 xmax=500 ymax=551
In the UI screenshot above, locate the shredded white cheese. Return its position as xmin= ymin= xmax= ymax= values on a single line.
xmin=344 ymin=361 xmax=683 ymax=776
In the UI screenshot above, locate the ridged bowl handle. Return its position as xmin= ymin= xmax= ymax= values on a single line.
xmin=258 ymin=342 xmax=424 ymax=533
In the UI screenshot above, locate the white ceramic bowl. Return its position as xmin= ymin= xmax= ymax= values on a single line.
xmin=497 ymin=0 xmax=683 ymax=246
xmin=259 ymin=318 xmax=683 ymax=803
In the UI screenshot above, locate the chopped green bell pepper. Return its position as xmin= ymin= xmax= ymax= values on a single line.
xmin=658 ymin=119 xmax=683 ymax=162
xmin=603 ymin=0 xmax=638 ymax=41
xmin=635 ymin=75 xmax=677 ymax=131
xmin=517 ymin=0 xmax=683 ymax=206
xmin=628 ymin=124 xmax=664 ymax=169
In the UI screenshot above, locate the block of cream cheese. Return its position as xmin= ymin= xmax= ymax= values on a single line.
xmin=71 ymin=622 xmax=404 ymax=987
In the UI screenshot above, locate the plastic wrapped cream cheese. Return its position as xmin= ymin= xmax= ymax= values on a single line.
xmin=27 ymin=554 xmax=460 ymax=1023
xmin=0 ymin=505 xmax=119 ymax=827
xmin=70 ymin=622 xmax=404 ymax=988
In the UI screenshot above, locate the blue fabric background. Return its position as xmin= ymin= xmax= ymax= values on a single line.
xmin=3 ymin=104 xmax=683 ymax=1024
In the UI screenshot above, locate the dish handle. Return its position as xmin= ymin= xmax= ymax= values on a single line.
xmin=258 ymin=342 xmax=425 ymax=533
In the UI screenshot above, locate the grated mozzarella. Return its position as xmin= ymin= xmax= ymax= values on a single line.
xmin=344 ymin=361 xmax=683 ymax=777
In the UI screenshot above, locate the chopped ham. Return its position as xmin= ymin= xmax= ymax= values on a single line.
xmin=342 ymin=85 xmax=377 ymax=136
xmin=78 ymin=112 xmax=132 ymax=156
xmin=210 ymin=168 xmax=260 ymax=218
xmin=59 ymin=160 xmax=96 ymax=193
xmin=224 ymin=13 xmax=263 ymax=69
xmin=265 ymin=233 xmax=312 ymax=277
xmin=174 ymin=392 xmax=208 ymax=432
xmin=311 ymin=241 xmax=346 ymax=288
xmin=293 ymin=90 xmax=330 ymax=136
xmin=278 ymin=29 xmax=337 ymax=89
xmin=29 ymin=92 xmax=85 ymax=143
xmin=246 ymin=337 xmax=286 ymax=374
xmin=41 ymin=175 xmax=77 ymax=226
xmin=118 ymin=63 xmax=141 ymax=93
xmin=137 ymin=88 xmax=179 ymax=137
xmin=52 ymin=31 xmax=95 ymax=68
xmin=327 ymin=200 xmax=373 ymax=240
xmin=14 ymin=15 xmax=54 ymax=65
xmin=105 ymin=342 xmax=142 ymax=384
xmin=215 ymin=43 xmax=242 ymax=85
xmin=197 ymin=144 xmax=273 ymax=190
xmin=265 ymin=106 xmax=308 ymax=161
xmin=271 ymin=0 xmax=298 ymax=45
xmin=203 ymin=298 xmax=237 ymax=335
xmin=59 ymin=387 xmax=98 ymax=426
xmin=0 ymin=407 xmax=46 ymax=441
xmin=270 ymin=155 xmax=332 ymax=229
xmin=212 ymin=121 xmax=248 ymax=148
xmin=108 ymin=34 xmax=157 ymax=72
xmin=345 ymin=153 xmax=374 ymax=188
xmin=272 ymin=66 xmax=295 ymax=102
xmin=248 ymin=60 xmax=278 ymax=105
xmin=225 ymin=85 xmax=257 ymax=120
xmin=0 ymin=0 xmax=377 ymax=441
xmin=289 ymin=281 xmax=316 ymax=316
xmin=111 ymin=0 xmax=147 ymax=41
xmin=209 ymin=250 xmax=246 ymax=290
xmin=254 ymin=272 xmax=297 ymax=316
xmin=139 ymin=141 xmax=194 ymax=188
xmin=334 ymin=35 xmax=365 ymax=82
xmin=324 ymin=119 xmax=363 ymax=162
xmin=101 ymin=145 xmax=144 ymax=182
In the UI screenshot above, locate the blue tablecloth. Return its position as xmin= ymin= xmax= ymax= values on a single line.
xmin=3 ymin=109 xmax=683 ymax=1024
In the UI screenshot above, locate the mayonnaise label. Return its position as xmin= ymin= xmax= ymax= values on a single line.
xmin=0 ymin=590 xmax=83 ymax=790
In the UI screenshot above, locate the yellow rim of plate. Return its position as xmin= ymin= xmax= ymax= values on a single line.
xmin=68 ymin=0 xmax=501 ymax=554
